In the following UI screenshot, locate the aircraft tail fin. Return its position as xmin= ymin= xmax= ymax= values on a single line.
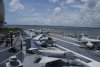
xmin=97 ymin=35 xmax=100 ymax=40
xmin=77 ymin=34 xmax=83 ymax=41
xmin=77 ymin=34 xmax=88 ymax=41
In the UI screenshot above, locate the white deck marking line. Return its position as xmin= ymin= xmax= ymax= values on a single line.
xmin=52 ymin=36 xmax=81 ymax=47
xmin=56 ymin=45 xmax=100 ymax=67
xmin=52 ymin=36 xmax=99 ymax=61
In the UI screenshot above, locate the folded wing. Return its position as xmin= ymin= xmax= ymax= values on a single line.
xmin=33 ymin=34 xmax=43 ymax=40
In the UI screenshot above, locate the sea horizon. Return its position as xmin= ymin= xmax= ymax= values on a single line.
xmin=4 ymin=24 xmax=100 ymax=29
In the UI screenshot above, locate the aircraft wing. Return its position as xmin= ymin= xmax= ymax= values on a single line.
xmin=40 ymin=37 xmax=48 ymax=41
xmin=39 ymin=56 xmax=60 ymax=63
xmin=33 ymin=34 xmax=43 ymax=40
xmin=77 ymin=39 xmax=100 ymax=43
xmin=88 ymin=39 xmax=100 ymax=42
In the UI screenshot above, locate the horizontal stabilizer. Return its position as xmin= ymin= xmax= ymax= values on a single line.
xmin=39 ymin=56 xmax=60 ymax=63
xmin=28 ymin=48 xmax=38 ymax=51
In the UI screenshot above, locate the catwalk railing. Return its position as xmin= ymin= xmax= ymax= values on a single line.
xmin=0 ymin=42 xmax=24 ymax=67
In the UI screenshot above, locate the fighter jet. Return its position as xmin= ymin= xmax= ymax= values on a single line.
xmin=33 ymin=34 xmax=56 ymax=47
xmin=78 ymin=36 xmax=100 ymax=43
xmin=77 ymin=34 xmax=100 ymax=49
xmin=28 ymin=36 xmax=75 ymax=64
xmin=28 ymin=47 xmax=72 ymax=64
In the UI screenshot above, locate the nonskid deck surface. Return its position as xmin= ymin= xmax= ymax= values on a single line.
xmin=23 ymin=49 xmax=86 ymax=67
xmin=22 ymin=30 xmax=100 ymax=67
xmin=22 ymin=39 xmax=86 ymax=67
xmin=49 ymin=34 xmax=100 ymax=62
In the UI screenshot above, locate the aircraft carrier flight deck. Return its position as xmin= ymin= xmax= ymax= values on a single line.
xmin=0 ymin=28 xmax=100 ymax=67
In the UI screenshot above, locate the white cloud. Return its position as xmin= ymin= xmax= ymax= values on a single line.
xmin=72 ymin=4 xmax=84 ymax=9
xmin=86 ymin=0 xmax=98 ymax=8
xmin=11 ymin=0 xmax=100 ymax=27
xmin=95 ymin=1 xmax=100 ymax=12
xmin=20 ymin=17 xmax=42 ymax=25
xmin=33 ymin=13 xmax=40 ymax=16
xmin=51 ymin=0 xmax=100 ymax=27
xmin=59 ymin=1 xmax=65 ymax=7
xmin=53 ymin=7 xmax=62 ymax=16
xmin=49 ymin=0 xmax=58 ymax=3
xmin=9 ymin=0 xmax=24 ymax=12
xmin=80 ymin=0 xmax=87 ymax=2
xmin=28 ymin=8 xmax=35 ymax=12
xmin=20 ymin=17 xmax=53 ymax=25
xmin=76 ymin=0 xmax=100 ymax=27
xmin=66 ymin=0 xmax=75 ymax=4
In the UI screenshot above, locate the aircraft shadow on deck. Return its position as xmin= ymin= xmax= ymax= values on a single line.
xmin=45 ymin=59 xmax=84 ymax=67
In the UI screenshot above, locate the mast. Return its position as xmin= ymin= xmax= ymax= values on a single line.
xmin=0 ymin=0 xmax=5 ymax=28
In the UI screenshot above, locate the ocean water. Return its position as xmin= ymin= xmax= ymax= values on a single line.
xmin=4 ymin=25 xmax=100 ymax=38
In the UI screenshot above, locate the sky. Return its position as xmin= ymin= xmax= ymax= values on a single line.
xmin=3 ymin=0 xmax=100 ymax=27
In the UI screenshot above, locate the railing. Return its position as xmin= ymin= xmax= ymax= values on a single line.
xmin=0 ymin=37 xmax=24 ymax=67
